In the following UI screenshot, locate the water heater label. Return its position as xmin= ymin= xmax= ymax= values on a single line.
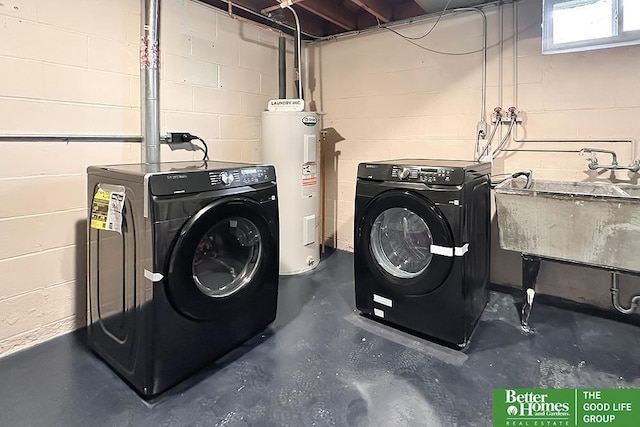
xmin=267 ymin=99 xmax=304 ymax=111
xmin=302 ymin=115 xmax=317 ymax=126
xmin=302 ymin=161 xmax=317 ymax=197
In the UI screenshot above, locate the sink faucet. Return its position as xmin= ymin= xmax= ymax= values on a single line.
xmin=579 ymin=148 xmax=618 ymax=169
xmin=578 ymin=148 xmax=640 ymax=172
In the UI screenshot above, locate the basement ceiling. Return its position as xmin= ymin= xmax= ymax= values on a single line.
xmin=201 ymin=0 xmax=491 ymax=39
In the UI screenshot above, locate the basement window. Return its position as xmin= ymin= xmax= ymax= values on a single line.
xmin=542 ymin=0 xmax=640 ymax=54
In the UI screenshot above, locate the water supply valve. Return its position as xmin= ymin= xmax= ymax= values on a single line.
xmin=498 ymin=107 xmax=522 ymax=124
xmin=491 ymin=107 xmax=503 ymax=124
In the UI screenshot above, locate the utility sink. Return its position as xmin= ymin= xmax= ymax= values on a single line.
xmin=494 ymin=179 xmax=640 ymax=272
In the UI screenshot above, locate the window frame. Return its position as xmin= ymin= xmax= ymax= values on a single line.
xmin=542 ymin=0 xmax=640 ymax=54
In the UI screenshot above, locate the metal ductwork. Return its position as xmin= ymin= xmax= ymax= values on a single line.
xmin=141 ymin=0 xmax=161 ymax=164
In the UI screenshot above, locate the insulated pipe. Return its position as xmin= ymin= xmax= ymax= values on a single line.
xmin=279 ymin=34 xmax=287 ymax=99
xmin=141 ymin=0 xmax=161 ymax=164
xmin=611 ymin=272 xmax=640 ymax=315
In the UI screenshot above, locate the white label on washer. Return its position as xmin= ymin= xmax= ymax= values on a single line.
xmin=144 ymin=269 xmax=164 ymax=282
xmin=430 ymin=244 xmax=454 ymax=257
xmin=230 ymin=219 xmax=237 ymax=227
xmin=373 ymin=294 xmax=393 ymax=307
xmin=431 ymin=244 xmax=469 ymax=257
xmin=455 ymin=243 xmax=469 ymax=256
xmin=373 ymin=308 xmax=385 ymax=318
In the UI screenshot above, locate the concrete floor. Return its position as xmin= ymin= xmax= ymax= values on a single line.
xmin=1 ymin=250 xmax=638 ymax=427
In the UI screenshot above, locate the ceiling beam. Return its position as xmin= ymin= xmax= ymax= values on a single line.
xmin=394 ymin=1 xmax=429 ymax=20
xmin=296 ymin=1 xmax=358 ymax=31
xmin=348 ymin=0 xmax=392 ymax=23
xmin=412 ymin=0 xmax=429 ymax=12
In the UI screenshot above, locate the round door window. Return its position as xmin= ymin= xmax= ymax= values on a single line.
xmin=370 ymin=207 xmax=433 ymax=279
xmin=192 ymin=217 xmax=262 ymax=298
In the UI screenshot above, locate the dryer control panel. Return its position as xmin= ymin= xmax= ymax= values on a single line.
xmin=390 ymin=165 xmax=463 ymax=185
xmin=149 ymin=166 xmax=275 ymax=196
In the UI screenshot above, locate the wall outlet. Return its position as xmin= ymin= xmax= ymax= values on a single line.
xmin=477 ymin=120 xmax=488 ymax=138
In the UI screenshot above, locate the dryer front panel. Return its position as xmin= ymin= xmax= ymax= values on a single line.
xmin=356 ymin=189 xmax=455 ymax=295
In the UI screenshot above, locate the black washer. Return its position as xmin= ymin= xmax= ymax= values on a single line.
xmin=354 ymin=159 xmax=491 ymax=348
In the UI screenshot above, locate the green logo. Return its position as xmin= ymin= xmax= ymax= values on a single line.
xmin=302 ymin=115 xmax=317 ymax=126
xmin=493 ymin=389 xmax=640 ymax=426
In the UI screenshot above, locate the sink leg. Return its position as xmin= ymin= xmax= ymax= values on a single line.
xmin=521 ymin=254 xmax=541 ymax=333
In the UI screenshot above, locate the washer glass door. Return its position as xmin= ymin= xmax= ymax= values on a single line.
xmin=192 ymin=216 xmax=262 ymax=298
xmin=370 ymin=207 xmax=434 ymax=279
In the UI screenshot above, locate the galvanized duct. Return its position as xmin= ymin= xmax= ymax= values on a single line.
xmin=141 ymin=0 xmax=161 ymax=164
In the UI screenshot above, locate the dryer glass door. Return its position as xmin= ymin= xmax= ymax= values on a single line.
xmin=192 ymin=216 xmax=262 ymax=298
xmin=370 ymin=207 xmax=433 ymax=279
xmin=166 ymin=196 xmax=277 ymax=321
xmin=357 ymin=189 xmax=454 ymax=294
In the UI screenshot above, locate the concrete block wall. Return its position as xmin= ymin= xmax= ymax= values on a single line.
xmin=0 ymin=0 xmax=292 ymax=357
xmin=313 ymin=0 xmax=640 ymax=309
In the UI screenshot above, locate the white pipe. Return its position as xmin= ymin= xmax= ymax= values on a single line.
xmin=284 ymin=4 xmax=304 ymax=101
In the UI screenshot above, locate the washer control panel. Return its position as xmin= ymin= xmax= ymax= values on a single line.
xmin=391 ymin=166 xmax=458 ymax=184
xmin=150 ymin=165 xmax=275 ymax=196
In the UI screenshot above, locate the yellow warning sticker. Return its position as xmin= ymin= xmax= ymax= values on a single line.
xmin=90 ymin=184 xmax=126 ymax=233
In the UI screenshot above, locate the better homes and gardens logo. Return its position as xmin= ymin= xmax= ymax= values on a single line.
xmin=493 ymin=388 xmax=640 ymax=427
xmin=496 ymin=389 xmax=573 ymax=426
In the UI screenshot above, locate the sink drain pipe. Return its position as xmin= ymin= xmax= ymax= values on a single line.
xmin=611 ymin=272 xmax=640 ymax=314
